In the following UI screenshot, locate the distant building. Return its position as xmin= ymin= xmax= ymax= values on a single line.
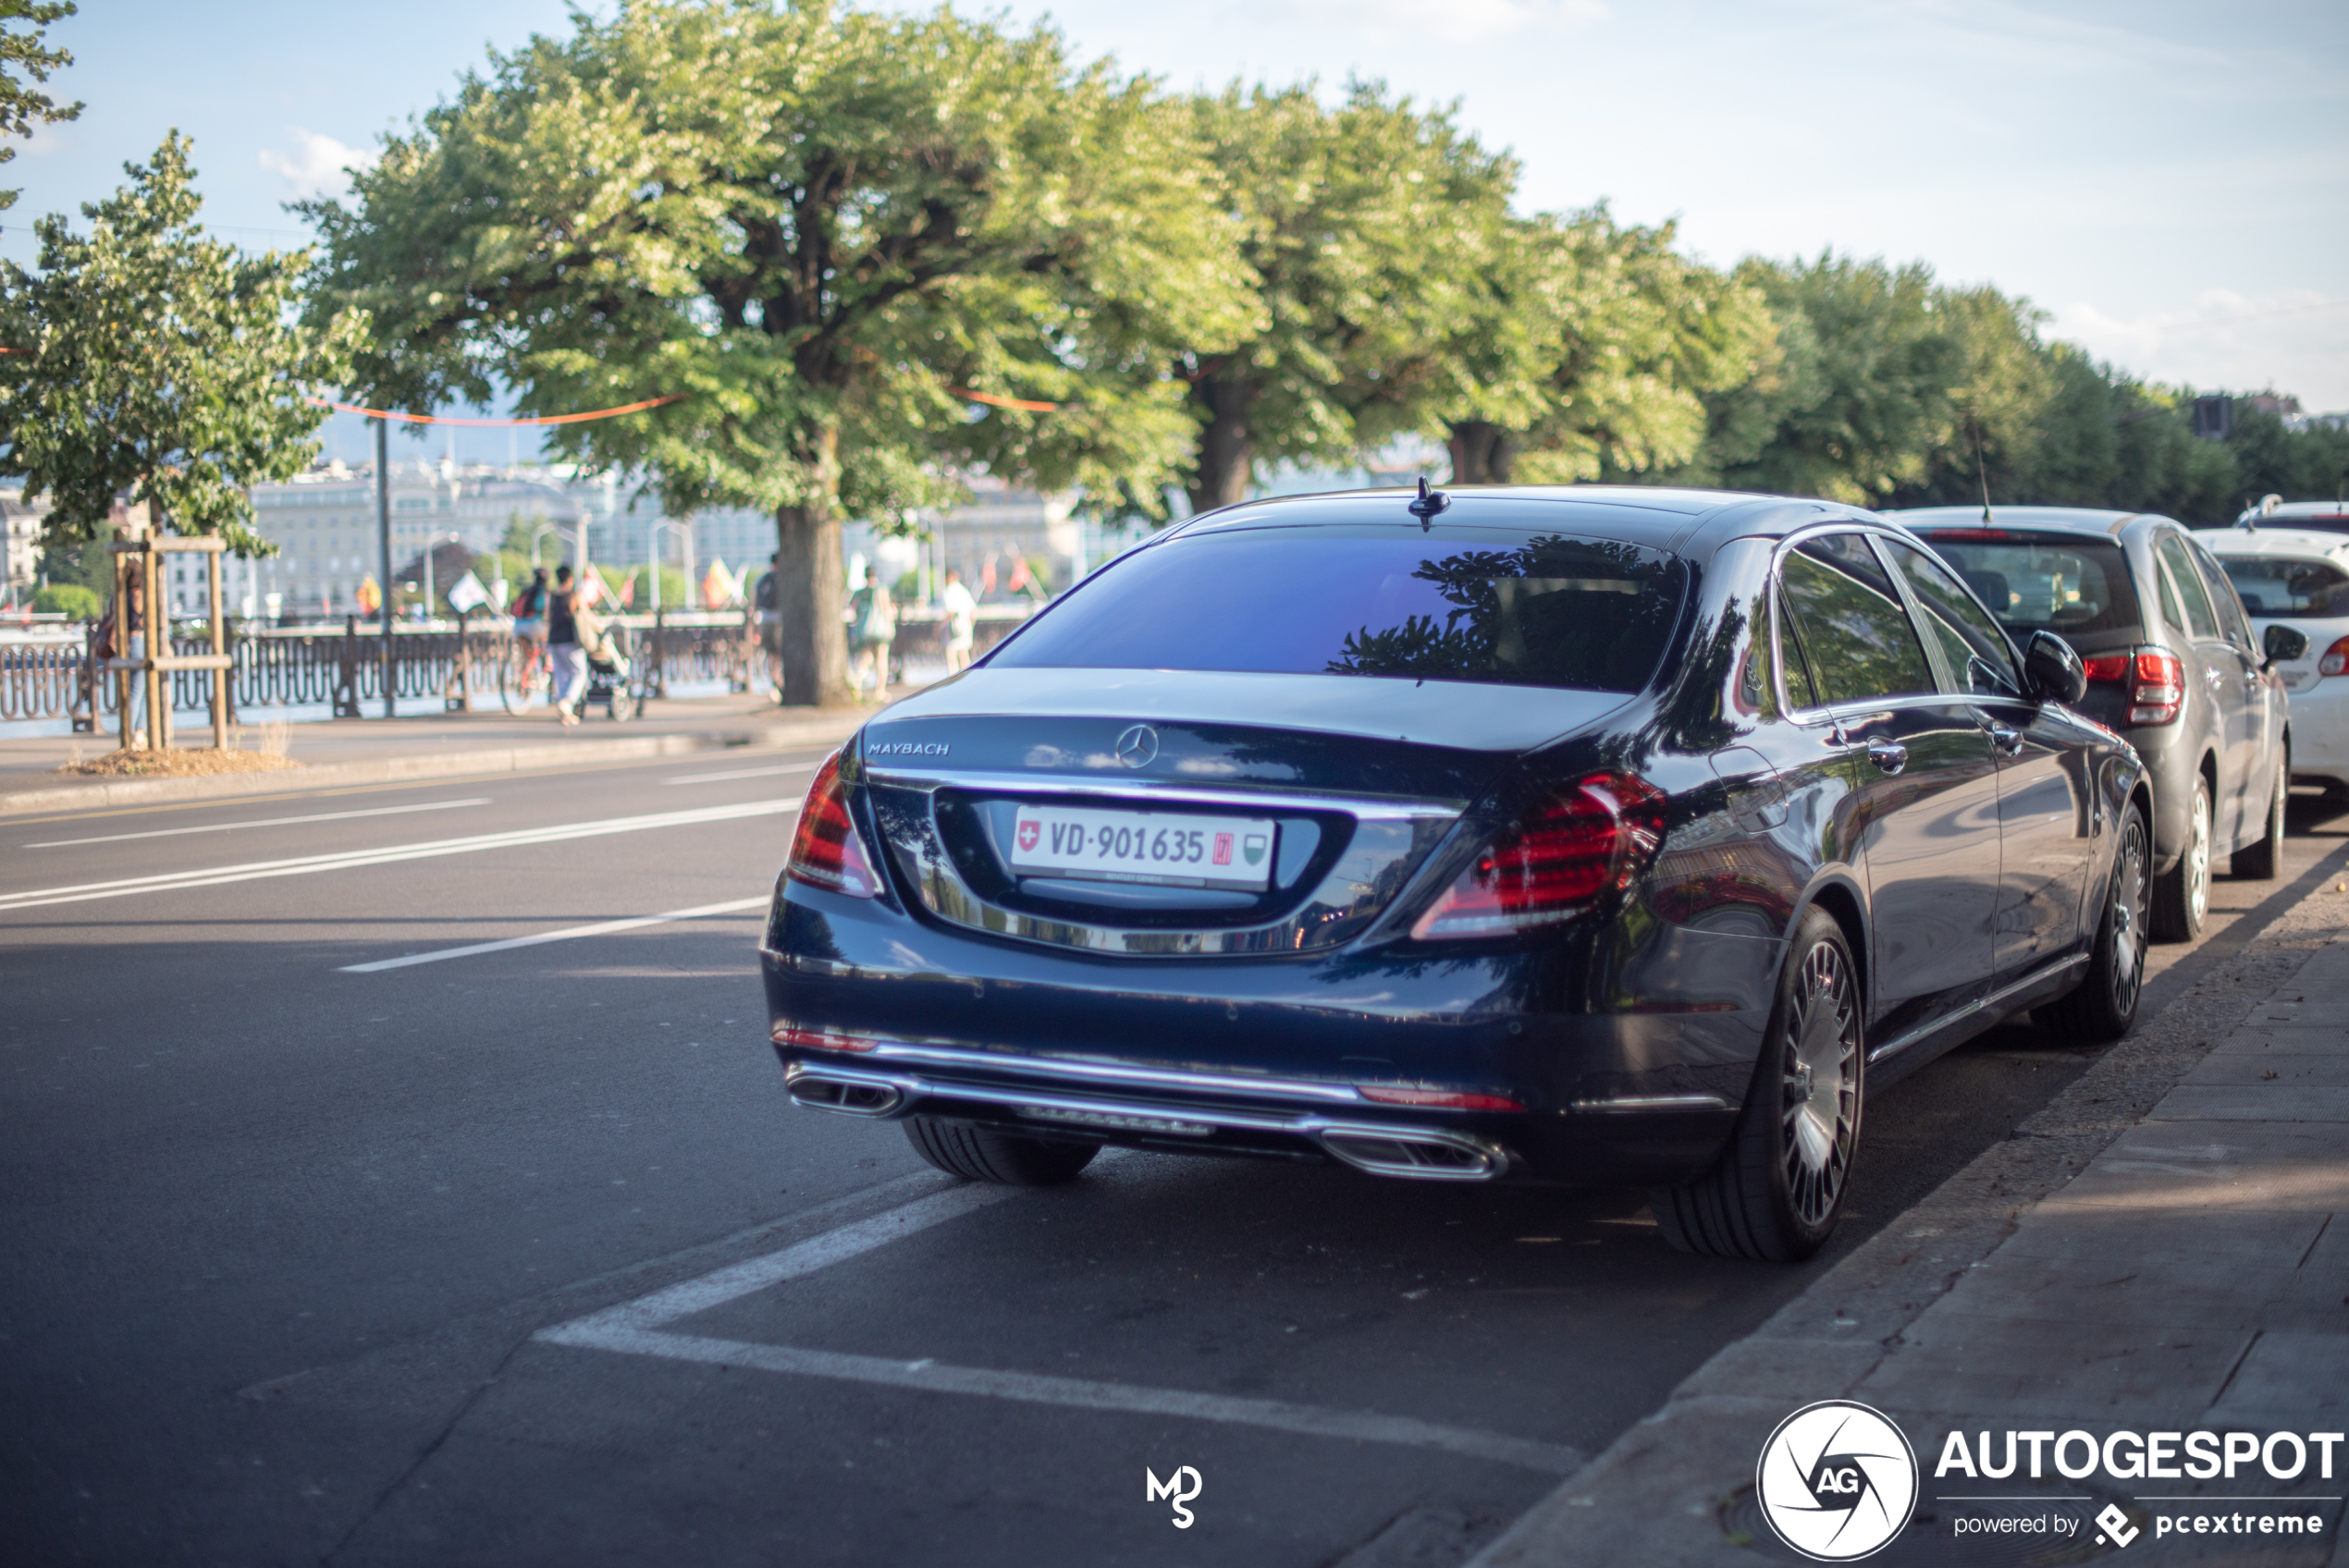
xmin=908 ymin=477 xmax=1083 ymax=599
xmin=2249 ymin=393 xmax=2304 ymax=419
xmin=0 ymin=487 xmax=45 ymax=594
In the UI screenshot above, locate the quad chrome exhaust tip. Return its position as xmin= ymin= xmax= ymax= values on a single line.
xmin=1316 ymin=1124 xmax=1507 ymax=1182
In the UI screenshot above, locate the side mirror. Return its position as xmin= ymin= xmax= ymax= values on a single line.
xmin=2263 ymin=624 xmax=2309 ymax=667
xmin=2023 ymin=630 xmax=2087 ymax=705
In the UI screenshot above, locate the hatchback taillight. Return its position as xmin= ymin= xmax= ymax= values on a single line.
xmin=2127 ymin=648 xmax=2184 ymax=726
xmin=2082 ymin=654 xmax=2130 ymax=682
xmin=2321 ymin=635 xmax=2349 ymax=677
xmin=1411 ymin=772 xmax=1666 ymax=940
xmin=785 ymin=751 xmax=882 ymax=898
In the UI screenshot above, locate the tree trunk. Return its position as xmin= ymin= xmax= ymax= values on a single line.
xmin=773 ymin=422 xmax=852 ymax=707
xmin=1187 ymin=371 xmax=1257 ymax=516
xmin=1446 ymin=421 xmax=1520 ymax=485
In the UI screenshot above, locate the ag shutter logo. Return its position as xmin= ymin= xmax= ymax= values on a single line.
xmin=1145 ymin=1464 xmax=1202 ymax=1528
xmin=1756 ymin=1401 xmax=1920 ymax=1562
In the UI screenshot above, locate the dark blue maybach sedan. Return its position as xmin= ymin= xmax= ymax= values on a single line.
xmin=764 ymin=486 xmax=2148 ymax=1261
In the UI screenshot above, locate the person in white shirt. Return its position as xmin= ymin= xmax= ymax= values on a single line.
xmin=940 ymin=566 xmax=978 ymax=674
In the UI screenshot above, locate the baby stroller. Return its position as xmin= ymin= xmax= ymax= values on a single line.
xmin=581 ymin=622 xmax=644 ymax=722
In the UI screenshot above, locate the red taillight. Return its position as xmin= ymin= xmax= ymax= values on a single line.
xmin=2127 ymin=648 xmax=2183 ymax=726
xmin=2082 ymin=654 xmax=2130 ymax=682
xmin=1918 ymin=527 xmax=2011 ymax=541
xmin=785 ymin=750 xmax=882 ymax=898
xmin=771 ymin=1023 xmax=882 ymax=1052
xmin=1411 ymin=771 xmax=1666 ymax=941
xmin=1359 ymin=1085 xmax=1524 ymax=1111
xmin=2321 ymin=635 xmax=2349 ymax=677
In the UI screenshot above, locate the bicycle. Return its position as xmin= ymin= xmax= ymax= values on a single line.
xmin=499 ymin=634 xmax=552 ymax=715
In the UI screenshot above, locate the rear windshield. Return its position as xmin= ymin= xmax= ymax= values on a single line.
xmin=2220 ymin=555 xmax=2349 ymax=617
xmin=990 ymin=526 xmax=1687 ymax=693
xmin=1911 ymin=532 xmax=2143 ymax=639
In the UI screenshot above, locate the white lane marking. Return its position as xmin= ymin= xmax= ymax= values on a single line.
xmin=532 ymin=1176 xmax=1583 ymax=1474
xmin=540 ymin=1324 xmax=1582 ymax=1474
xmin=339 ymin=894 xmax=772 ymax=973
xmin=0 ymin=800 xmax=793 ymax=912
xmin=663 ymin=763 xmax=818 ymax=786
xmin=23 ymin=797 xmax=492 ymax=849
xmin=550 ymin=1183 xmax=1020 ymax=1336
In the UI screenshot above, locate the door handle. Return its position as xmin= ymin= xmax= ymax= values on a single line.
xmin=1987 ymin=723 xmax=2023 ymax=756
xmin=1867 ymin=739 xmax=1908 ymax=775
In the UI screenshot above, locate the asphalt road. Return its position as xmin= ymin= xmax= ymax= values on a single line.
xmin=4 ymin=744 xmax=2343 ymax=1568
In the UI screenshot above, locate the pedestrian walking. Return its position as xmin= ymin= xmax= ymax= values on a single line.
xmin=847 ymin=563 xmax=896 ymax=698
xmin=547 ymin=565 xmax=587 ymax=726
xmin=940 ymin=565 xmax=978 ymax=674
xmin=755 ymin=551 xmax=784 ymax=692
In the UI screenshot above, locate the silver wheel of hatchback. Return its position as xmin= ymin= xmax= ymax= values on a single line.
xmin=2153 ymin=777 xmax=2211 ymax=941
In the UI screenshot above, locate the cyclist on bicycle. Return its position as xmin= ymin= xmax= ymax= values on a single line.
xmin=510 ymin=568 xmax=550 ymax=644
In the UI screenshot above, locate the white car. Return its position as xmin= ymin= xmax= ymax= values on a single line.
xmin=2200 ymin=525 xmax=2349 ymax=797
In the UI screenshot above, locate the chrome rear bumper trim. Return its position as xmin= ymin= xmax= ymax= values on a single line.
xmin=781 ymin=1064 xmax=1512 ymax=1182
xmin=861 ymin=1040 xmax=1369 ymax=1107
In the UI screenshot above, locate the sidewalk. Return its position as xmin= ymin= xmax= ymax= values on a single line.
xmin=0 ymin=692 xmax=878 ymax=816
xmin=1476 ymin=850 xmax=2349 ymax=1566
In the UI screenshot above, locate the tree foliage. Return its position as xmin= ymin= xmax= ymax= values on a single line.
xmin=1174 ymin=82 xmax=1516 ymax=511
xmin=0 ymin=133 xmax=363 ymax=554
xmin=305 ymin=0 xmax=1250 ymax=704
xmin=0 ymin=0 xmax=77 ymax=212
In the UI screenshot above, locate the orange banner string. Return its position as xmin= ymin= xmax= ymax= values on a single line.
xmin=302 ymin=393 xmax=685 ymax=427
xmin=953 ymin=387 xmax=1059 ymax=412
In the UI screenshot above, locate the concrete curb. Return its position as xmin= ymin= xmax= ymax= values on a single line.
xmin=1469 ymin=843 xmax=2349 ymax=1568
xmin=0 ymin=713 xmax=866 ymax=817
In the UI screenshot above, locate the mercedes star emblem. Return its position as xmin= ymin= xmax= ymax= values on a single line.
xmin=1114 ymin=724 xmax=1160 ymax=768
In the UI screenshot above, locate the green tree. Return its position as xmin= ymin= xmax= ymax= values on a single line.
xmin=0 ymin=133 xmax=364 ymax=557
xmin=1662 ymin=253 xmax=1962 ymax=505
xmin=1174 ymin=82 xmax=1516 ymax=510
xmin=0 ymin=0 xmax=78 ymax=212
xmin=306 ymin=0 xmax=1248 ymax=705
xmin=1465 ymin=209 xmax=1773 ymax=486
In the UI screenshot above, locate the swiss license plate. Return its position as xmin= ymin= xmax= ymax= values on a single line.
xmin=1008 ymin=805 xmax=1276 ymax=891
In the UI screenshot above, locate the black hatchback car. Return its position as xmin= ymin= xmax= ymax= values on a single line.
xmin=765 ymin=487 xmax=2148 ymax=1262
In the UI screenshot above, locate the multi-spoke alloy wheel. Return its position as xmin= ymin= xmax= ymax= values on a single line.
xmin=1654 ymin=907 xmax=1863 ymax=1262
xmin=1779 ymin=941 xmax=1859 ymax=1230
xmin=2042 ymin=798 xmax=2149 ymax=1042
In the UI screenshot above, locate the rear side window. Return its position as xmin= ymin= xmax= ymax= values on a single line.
xmin=1883 ymin=539 xmax=2023 ymax=697
xmin=1914 ymin=531 xmax=2142 ymax=639
xmin=1777 ymin=533 xmax=1936 ymax=706
xmin=2220 ymin=555 xmax=2349 ymax=617
xmin=989 ymin=526 xmax=1688 ymax=693
xmin=2158 ymin=535 xmax=2220 ymax=640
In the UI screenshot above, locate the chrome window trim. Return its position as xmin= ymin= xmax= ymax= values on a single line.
xmin=861 ymin=766 xmax=1463 ymax=820
xmin=1768 ymin=523 xmax=1950 ymax=725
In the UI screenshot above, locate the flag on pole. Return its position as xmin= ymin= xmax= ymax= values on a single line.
xmin=446 ymin=571 xmax=490 ymax=613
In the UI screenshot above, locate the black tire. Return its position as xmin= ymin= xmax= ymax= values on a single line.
xmin=2150 ymin=775 xmax=2212 ymax=941
xmin=903 ymin=1117 xmax=1100 ymax=1186
xmin=2230 ymin=751 xmax=2286 ymax=879
xmin=498 ymin=643 xmax=545 ymax=716
xmin=2038 ymin=799 xmax=2150 ymax=1042
xmin=1654 ymin=908 xmax=1863 ymax=1263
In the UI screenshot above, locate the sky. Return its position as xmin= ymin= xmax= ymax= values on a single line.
xmin=9 ymin=0 xmax=2345 ymax=467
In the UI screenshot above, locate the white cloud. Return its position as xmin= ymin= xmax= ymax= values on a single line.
xmin=1275 ymin=0 xmax=1605 ymax=46
xmin=257 ymin=127 xmax=374 ymax=201
xmin=2051 ymin=290 xmax=2349 ymax=410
